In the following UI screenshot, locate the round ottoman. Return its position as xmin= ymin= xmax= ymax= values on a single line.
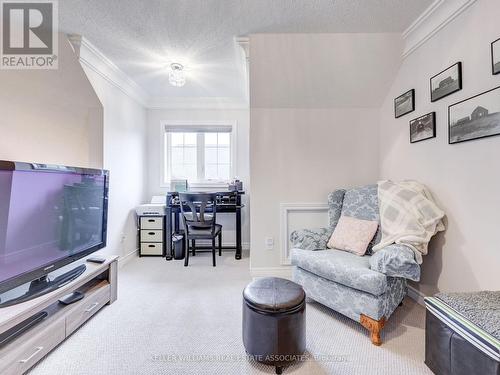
xmin=242 ymin=277 xmax=306 ymax=374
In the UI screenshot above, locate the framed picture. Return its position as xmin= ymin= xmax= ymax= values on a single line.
xmin=430 ymin=62 xmax=462 ymax=102
xmin=492 ymin=38 xmax=500 ymax=75
xmin=410 ymin=112 xmax=436 ymax=143
xmin=449 ymin=86 xmax=500 ymax=144
xmin=394 ymin=89 xmax=415 ymax=118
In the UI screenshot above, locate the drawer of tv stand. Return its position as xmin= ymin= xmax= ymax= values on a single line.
xmin=0 ymin=316 xmax=65 ymax=375
xmin=65 ymin=280 xmax=111 ymax=336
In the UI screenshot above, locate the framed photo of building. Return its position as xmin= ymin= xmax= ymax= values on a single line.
xmin=430 ymin=62 xmax=462 ymax=102
xmin=449 ymin=86 xmax=500 ymax=144
xmin=492 ymin=38 xmax=500 ymax=75
xmin=394 ymin=89 xmax=415 ymax=118
xmin=410 ymin=112 xmax=436 ymax=143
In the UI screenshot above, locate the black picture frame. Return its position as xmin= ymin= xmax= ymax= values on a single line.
xmin=492 ymin=38 xmax=500 ymax=75
xmin=410 ymin=112 xmax=436 ymax=143
xmin=430 ymin=62 xmax=462 ymax=102
xmin=448 ymin=85 xmax=500 ymax=144
xmin=394 ymin=89 xmax=415 ymax=118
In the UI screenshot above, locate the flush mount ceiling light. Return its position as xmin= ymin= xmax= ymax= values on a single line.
xmin=169 ymin=63 xmax=186 ymax=87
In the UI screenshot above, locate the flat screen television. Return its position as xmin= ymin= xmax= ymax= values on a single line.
xmin=0 ymin=161 xmax=109 ymax=307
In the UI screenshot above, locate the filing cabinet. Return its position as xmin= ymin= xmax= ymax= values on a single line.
xmin=138 ymin=216 xmax=165 ymax=256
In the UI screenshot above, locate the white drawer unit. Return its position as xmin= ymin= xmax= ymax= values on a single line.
xmin=141 ymin=230 xmax=163 ymax=242
xmin=141 ymin=243 xmax=164 ymax=256
xmin=138 ymin=215 xmax=165 ymax=257
xmin=140 ymin=217 xmax=163 ymax=230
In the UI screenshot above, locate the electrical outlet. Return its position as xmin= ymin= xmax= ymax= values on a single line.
xmin=120 ymin=233 xmax=126 ymax=243
xmin=265 ymin=237 xmax=274 ymax=250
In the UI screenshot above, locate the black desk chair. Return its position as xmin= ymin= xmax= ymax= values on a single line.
xmin=179 ymin=192 xmax=222 ymax=267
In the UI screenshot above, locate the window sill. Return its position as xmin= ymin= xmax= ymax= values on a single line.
xmin=162 ymin=181 xmax=230 ymax=190
xmin=189 ymin=182 xmax=230 ymax=189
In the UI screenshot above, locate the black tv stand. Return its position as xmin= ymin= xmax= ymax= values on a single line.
xmin=0 ymin=264 xmax=86 ymax=308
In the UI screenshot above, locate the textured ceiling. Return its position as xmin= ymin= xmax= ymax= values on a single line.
xmin=59 ymin=0 xmax=433 ymax=100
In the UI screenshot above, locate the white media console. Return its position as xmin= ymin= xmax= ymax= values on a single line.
xmin=0 ymin=256 xmax=118 ymax=375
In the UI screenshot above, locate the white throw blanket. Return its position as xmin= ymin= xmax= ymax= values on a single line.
xmin=373 ymin=180 xmax=445 ymax=264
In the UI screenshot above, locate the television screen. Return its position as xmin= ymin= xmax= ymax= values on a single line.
xmin=0 ymin=164 xmax=108 ymax=291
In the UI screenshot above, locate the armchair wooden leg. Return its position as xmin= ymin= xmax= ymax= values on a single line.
xmin=360 ymin=314 xmax=385 ymax=346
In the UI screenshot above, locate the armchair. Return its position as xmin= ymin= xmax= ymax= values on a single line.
xmin=290 ymin=184 xmax=421 ymax=345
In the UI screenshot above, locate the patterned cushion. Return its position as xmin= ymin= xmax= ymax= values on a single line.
xmin=341 ymin=184 xmax=381 ymax=254
xmin=290 ymin=248 xmax=388 ymax=296
xmin=327 ymin=215 xmax=379 ymax=255
xmin=290 ymin=227 xmax=332 ymax=251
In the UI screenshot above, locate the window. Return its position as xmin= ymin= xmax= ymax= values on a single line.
xmin=163 ymin=124 xmax=234 ymax=185
xmin=170 ymin=132 xmax=198 ymax=181
xmin=204 ymin=133 xmax=231 ymax=180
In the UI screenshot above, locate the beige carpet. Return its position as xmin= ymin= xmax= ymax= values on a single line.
xmin=29 ymin=253 xmax=432 ymax=375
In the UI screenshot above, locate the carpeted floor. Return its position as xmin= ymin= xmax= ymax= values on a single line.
xmin=29 ymin=252 xmax=432 ymax=375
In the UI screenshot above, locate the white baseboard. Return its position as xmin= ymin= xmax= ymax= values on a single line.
xmin=118 ymin=248 xmax=139 ymax=268
xmin=225 ymin=242 xmax=251 ymax=251
xmin=407 ymin=285 xmax=426 ymax=306
xmin=250 ymin=266 xmax=293 ymax=279
xmin=117 ymin=244 xmax=247 ymax=268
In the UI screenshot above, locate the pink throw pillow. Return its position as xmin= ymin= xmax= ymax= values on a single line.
xmin=327 ymin=216 xmax=378 ymax=256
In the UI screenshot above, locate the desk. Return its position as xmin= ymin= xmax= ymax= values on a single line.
xmin=165 ymin=191 xmax=245 ymax=260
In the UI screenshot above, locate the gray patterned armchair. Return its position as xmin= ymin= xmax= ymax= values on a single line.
xmin=290 ymin=184 xmax=421 ymax=345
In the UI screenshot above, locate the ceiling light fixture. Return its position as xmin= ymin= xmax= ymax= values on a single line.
xmin=169 ymin=63 xmax=186 ymax=87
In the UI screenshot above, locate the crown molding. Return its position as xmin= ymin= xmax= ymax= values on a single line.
xmin=67 ymin=34 xmax=149 ymax=106
xmin=235 ymin=36 xmax=249 ymax=60
xmin=147 ymin=96 xmax=249 ymax=110
xmin=235 ymin=36 xmax=250 ymax=103
xmin=402 ymin=0 xmax=478 ymax=59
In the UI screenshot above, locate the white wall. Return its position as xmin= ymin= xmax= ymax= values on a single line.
xmin=250 ymin=108 xmax=380 ymax=268
xmin=249 ymin=33 xmax=402 ymax=271
xmin=0 ymin=34 xmax=103 ymax=168
xmin=250 ymin=33 xmax=403 ymax=108
xmin=147 ymin=108 xmax=250 ymax=248
xmin=379 ymin=0 xmax=500 ymax=295
xmin=0 ymin=34 xmax=147 ymax=262
xmin=83 ymin=67 xmax=148 ymax=260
